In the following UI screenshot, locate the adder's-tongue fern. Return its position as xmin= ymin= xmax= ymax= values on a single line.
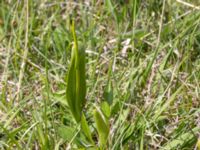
xmin=66 ymin=21 xmax=86 ymax=122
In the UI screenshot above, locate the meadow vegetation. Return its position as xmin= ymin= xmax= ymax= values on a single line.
xmin=0 ymin=0 xmax=200 ymax=149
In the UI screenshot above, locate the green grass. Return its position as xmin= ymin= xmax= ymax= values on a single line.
xmin=0 ymin=0 xmax=200 ymax=149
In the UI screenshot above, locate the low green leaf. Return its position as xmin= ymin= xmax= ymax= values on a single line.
xmin=94 ymin=107 xmax=109 ymax=148
xmin=103 ymin=80 xmax=113 ymax=106
xmin=111 ymin=101 xmax=121 ymax=115
xmin=57 ymin=125 xmax=76 ymax=141
xmin=101 ymin=101 xmax=111 ymax=118
xmin=81 ymin=114 xmax=94 ymax=144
